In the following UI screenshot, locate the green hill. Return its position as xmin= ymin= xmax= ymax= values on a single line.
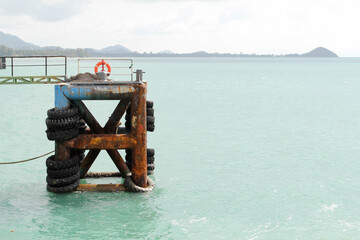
xmin=302 ymin=47 xmax=338 ymax=57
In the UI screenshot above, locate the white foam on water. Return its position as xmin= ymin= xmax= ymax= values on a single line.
xmin=321 ymin=203 xmax=339 ymax=212
xmin=338 ymin=220 xmax=360 ymax=231
xmin=189 ymin=217 xmax=207 ymax=224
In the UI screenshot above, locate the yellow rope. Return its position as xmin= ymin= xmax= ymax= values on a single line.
xmin=0 ymin=150 xmax=55 ymax=165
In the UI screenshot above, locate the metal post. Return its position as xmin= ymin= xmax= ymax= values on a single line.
xmin=54 ymin=85 xmax=71 ymax=162
xmin=45 ymin=56 xmax=48 ymax=76
xmin=135 ymin=70 xmax=143 ymax=82
xmin=130 ymin=82 xmax=147 ymax=187
xmin=0 ymin=57 xmax=5 ymax=69
xmin=11 ymin=57 xmax=13 ymax=76
xmin=101 ymin=59 xmax=105 ymax=72
xmin=55 ymin=85 xmax=71 ymax=109
xmin=130 ymin=60 xmax=133 ymax=81
xmin=65 ymin=56 xmax=67 ymax=77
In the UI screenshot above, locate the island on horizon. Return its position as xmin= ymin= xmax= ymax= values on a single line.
xmin=0 ymin=31 xmax=338 ymax=58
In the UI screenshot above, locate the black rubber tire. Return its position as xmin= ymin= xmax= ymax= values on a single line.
xmin=147 ymin=148 xmax=155 ymax=157
xmin=147 ymin=156 xmax=155 ymax=164
xmin=126 ymin=149 xmax=153 ymax=156
xmin=147 ymin=170 xmax=154 ymax=175
xmin=47 ymin=172 xmax=80 ymax=187
xmin=147 ymin=108 xmax=154 ymax=116
xmin=47 ymin=107 xmax=79 ymax=119
xmin=46 ymin=155 xmax=80 ymax=170
xmin=147 ymin=116 xmax=155 ymax=124
xmin=125 ymin=113 xmax=131 ymax=121
xmin=46 ymin=115 xmax=80 ymax=131
xmin=46 ymin=128 xmax=79 ymax=141
xmin=47 ymin=165 xmax=79 ymax=179
xmin=146 ymin=101 xmax=153 ymax=108
xmin=147 ymin=123 xmax=155 ymax=132
xmin=147 ymin=163 xmax=155 ymax=171
xmin=47 ymin=179 xmax=80 ymax=193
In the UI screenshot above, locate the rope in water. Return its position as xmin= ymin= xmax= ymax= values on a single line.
xmin=0 ymin=150 xmax=54 ymax=164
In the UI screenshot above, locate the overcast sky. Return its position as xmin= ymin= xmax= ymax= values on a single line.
xmin=0 ymin=0 xmax=358 ymax=56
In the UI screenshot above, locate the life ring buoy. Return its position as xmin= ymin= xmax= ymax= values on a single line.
xmin=94 ymin=60 xmax=111 ymax=74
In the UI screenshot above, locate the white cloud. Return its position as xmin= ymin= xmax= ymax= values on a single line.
xmin=0 ymin=0 xmax=359 ymax=56
xmin=0 ymin=0 xmax=90 ymax=21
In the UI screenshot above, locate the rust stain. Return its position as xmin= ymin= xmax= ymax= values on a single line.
xmin=64 ymin=134 xmax=136 ymax=149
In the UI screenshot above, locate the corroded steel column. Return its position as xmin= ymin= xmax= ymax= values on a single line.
xmin=54 ymin=84 xmax=71 ymax=162
xmin=131 ymin=82 xmax=147 ymax=187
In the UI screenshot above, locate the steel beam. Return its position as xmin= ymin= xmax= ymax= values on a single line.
xmin=54 ymin=85 xmax=71 ymax=161
xmin=77 ymin=184 xmax=125 ymax=192
xmin=64 ymin=134 xmax=136 ymax=149
xmin=130 ymin=83 xmax=147 ymax=188
xmin=63 ymin=85 xmax=135 ymax=100
xmin=72 ymin=99 xmax=132 ymax=177
xmin=103 ymin=100 xmax=131 ymax=133
xmin=79 ymin=149 xmax=101 ymax=178
xmin=72 ymin=100 xmax=104 ymax=133
xmin=55 ymin=84 xmax=71 ymax=109
xmin=106 ymin=149 xmax=131 ymax=178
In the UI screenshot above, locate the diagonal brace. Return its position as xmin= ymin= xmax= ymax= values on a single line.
xmin=72 ymin=99 xmax=131 ymax=177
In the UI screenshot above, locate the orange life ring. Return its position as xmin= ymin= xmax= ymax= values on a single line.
xmin=94 ymin=60 xmax=111 ymax=74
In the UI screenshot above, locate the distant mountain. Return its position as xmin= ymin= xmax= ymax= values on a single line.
xmin=302 ymin=47 xmax=338 ymax=57
xmin=85 ymin=45 xmax=132 ymax=57
xmin=100 ymin=45 xmax=132 ymax=54
xmin=0 ymin=31 xmax=40 ymax=50
xmin=0 ymin=31 xmax=340 ymax=58
xmin=158 ymin=50 xmax=174 ymax=54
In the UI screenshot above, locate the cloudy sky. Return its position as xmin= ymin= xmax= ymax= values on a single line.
xmin=0 ymin=0 xmax=358 ymax=56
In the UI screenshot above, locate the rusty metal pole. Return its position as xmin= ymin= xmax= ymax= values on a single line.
xmin=131 ymin=82 xmax=147 ymax=187
xmin=54 ymin=84 xmax=71 ymax=161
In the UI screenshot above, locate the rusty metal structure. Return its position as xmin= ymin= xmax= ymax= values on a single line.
xmin=0 ymin=56 xmax=155 ymax=193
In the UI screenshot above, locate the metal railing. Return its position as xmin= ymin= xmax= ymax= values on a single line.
xmin=0 ymin=56 xmax=67 ymax=77
xmin=0 ymin=56 xmax=67 ymax=84
xmin=78 ymin=58 xmax=133 ymax=81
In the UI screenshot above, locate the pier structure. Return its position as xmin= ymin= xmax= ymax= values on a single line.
xmin=0 ymin=56 xmax=155 ymax=193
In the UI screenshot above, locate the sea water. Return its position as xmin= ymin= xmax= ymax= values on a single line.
xmin=0 ymin=57 xmax=360 ymax=239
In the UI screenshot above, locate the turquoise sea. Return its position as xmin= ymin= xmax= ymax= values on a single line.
xmin=0 ymin=57 xmax=360 ymax=239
